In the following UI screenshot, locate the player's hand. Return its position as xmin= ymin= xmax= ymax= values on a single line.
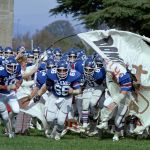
xmin=20 ymin=46 xmax=25 ymax=53
xmin=68 ymin=88 xmax=74 ymax=94
xmin=7 ymin=85 xmax=17 ymax=91
xmin=33 ymin=95 xmax=41 ymax=103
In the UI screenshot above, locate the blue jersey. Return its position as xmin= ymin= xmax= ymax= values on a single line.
xmin=0 ymin=56 xmax=5 ymax=65
xmin=0 ymin=64 xmax=22 ymax=94
xmin=46 ymin=68 xmax=81 ymax=97
xmin=36 ymin=70 xmax=47 ymax=89
xmin=118 ymin=72 xmax=132 ymax=92
xmin=74 ymin=59 xmax=85 ymax=86
xmin=69 ymin=59 xmax=84 ymax=71
xmin=84 ymin=67 xmax=106 ymax=87
xmin=74 ymin=59 xmax=84 ymax=73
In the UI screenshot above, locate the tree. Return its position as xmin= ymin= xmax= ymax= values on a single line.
xmin=32 ymin=29 xmax=54 ymax=50
xmin=32 ymin=20 xmax=81 ymax=51
xmin=50 ymin=0 xmax=150 ymax=37
xmin=13 ymin=20 xmax=83 ymax=51
xmin=47 ymin=20 xmax=75 ymax=38
xmin=12 ymin=32 xmax=32 ymax=50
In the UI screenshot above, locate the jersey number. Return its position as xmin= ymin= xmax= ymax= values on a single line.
xmin=54 ymin=84 xmax=70 ymax=96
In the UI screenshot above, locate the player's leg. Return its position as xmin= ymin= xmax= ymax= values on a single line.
xmin=90 ymin=89 xmax=102 ymax=120
xmin=44 ymin=94 xmax=57 ymax=138
xmin=0 ymin=100 xmax=14 ymax=138
xmin=113 ymin=104 xmax=128 ymax=141
xmin=55 ymin=97 xmax=72 ymax=140
xmin=82 ymin=89 xmax=92 ymax=128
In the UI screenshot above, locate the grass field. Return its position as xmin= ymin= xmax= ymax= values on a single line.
xmin=0 ymin=129 xmax=150 ymax=150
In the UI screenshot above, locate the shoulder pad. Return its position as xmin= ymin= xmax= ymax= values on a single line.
xmin=67 ymin=70 xmax=81 ymax=82
xmin=37 ymin=71 xmax=47 ymax=83
xmin=46 ymin=68 xmax=57 ymax=80
xmin=0 ymin=66 xmax=8 ymax=76
xmin=38 ymin=70 xmax=46 ymax=77
xmin=0 ymin=66 xmax=5 ymax=71
xmin=93 ymin=67 xmax=106 ymax=79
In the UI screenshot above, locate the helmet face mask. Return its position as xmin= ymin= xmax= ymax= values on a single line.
xmin=0 ymin=46 xmax=4 ymax=56
xmin=5 ymin=56 xmax=17 ymax=74
xmin=68 ymin=54 xmax=77 ymax=63
xmin=55 ymin=53 xmax=61 ymax=61
xmin=68 ymin=49 xmax=77 ymax=63
xmin=6 ymin=63 xmax=17 ymax=74
xmin=95 ymin=55 xmax=104 ymax=68
xmin=5 ymin=51 xmax=13 ymax=58
xmin=84 ymin=66 xmax=95 ymax=76
xmin=96 ymin=62 xmax=103 ymax=68
xmin=56 ymin=60 xmax=69 ymax=79
xmin=57 ymin=68 xmax=68 ymax=79
xmin=46 ymin=59 xmax=56 ymax=70
xmin=84 ymin=59 xmax=96 ymax=76
xmin=4 ymin=47 xmax=13 ymax=58
xmin=0 ymin=51 xmax=3 ymax=56
xmin=53 ymin=48 xmax=62 ymax=61
xmin=47 ymin=65 xmax=55 ymax=70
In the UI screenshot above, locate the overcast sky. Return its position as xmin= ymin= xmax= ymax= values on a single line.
xmin=14 ymin=0 xmax=79 ymax=35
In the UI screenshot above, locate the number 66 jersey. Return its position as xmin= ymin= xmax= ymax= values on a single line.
xmin=46 ymin=68 xmax=81 ymax=97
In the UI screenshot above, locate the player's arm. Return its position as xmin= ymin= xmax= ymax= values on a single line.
xmin=29 ymin=86 xmax=39 ymax=100
xmin=33 ymin=78 xmax=53 ymax=103
xmin=37 ymin=84 xmax=47 ymax=96
xmin=69 ymin=80 xmax=82 ymax=95
xmin=26 ymin=80 xmax=45 ymax=102
xmin=68 ymin=88 xmax=81 ymax=95
xmin=16 ymin=79 xmax=23 ymax=89
xmin=0 ymin=75 xmax=17 ymax=91
xmin=22 ymin=66 xmax=38 ymax=80
xmin=15 ymin=46 xmax=25 ymax=60
xmin=0 ymin=84 xmax=16 ymax=91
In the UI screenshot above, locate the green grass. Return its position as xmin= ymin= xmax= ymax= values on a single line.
xmin=0 ymin=130 xmax=150 ymax=150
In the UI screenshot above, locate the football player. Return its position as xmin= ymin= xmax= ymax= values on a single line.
xmin=33 ymin=60 xmax=81 ymax=140
xmin=97 ymin=59 xmax=133 ymax=141
xmin=0 ymin=56 xmax=22 ymax=138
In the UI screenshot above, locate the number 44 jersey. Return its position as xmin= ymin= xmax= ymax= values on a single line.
xmin=46 ymin=68 xmax=81 ymax=97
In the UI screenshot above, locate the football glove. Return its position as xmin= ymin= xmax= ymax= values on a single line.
xmin=33 ymin=95 xmax=41 ymax=103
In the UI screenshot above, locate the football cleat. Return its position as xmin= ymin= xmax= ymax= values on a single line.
xmin=82 ymin=123 xmax=89 ymax=129
xmin=88 ymin=130 xmax=98 ymax=137
xmin=50 ymin=125 xmax=57 ymax=139
xmin=97 ymin=122 xmax=108 ymax=130
xmin=8 ymin=132 xmax=15 ymax=138
xmin=113 ymin=134 xmax=119 ymax=141
xmin=61 ymin=128 xmax=68 ymax=137
xmin=45 ymin=129 xmax=51 ymax=138
xmin=55 ymin=132 xmax=61 ymax=141
xmin=36 ymin=121 xmax=42 ymax=130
